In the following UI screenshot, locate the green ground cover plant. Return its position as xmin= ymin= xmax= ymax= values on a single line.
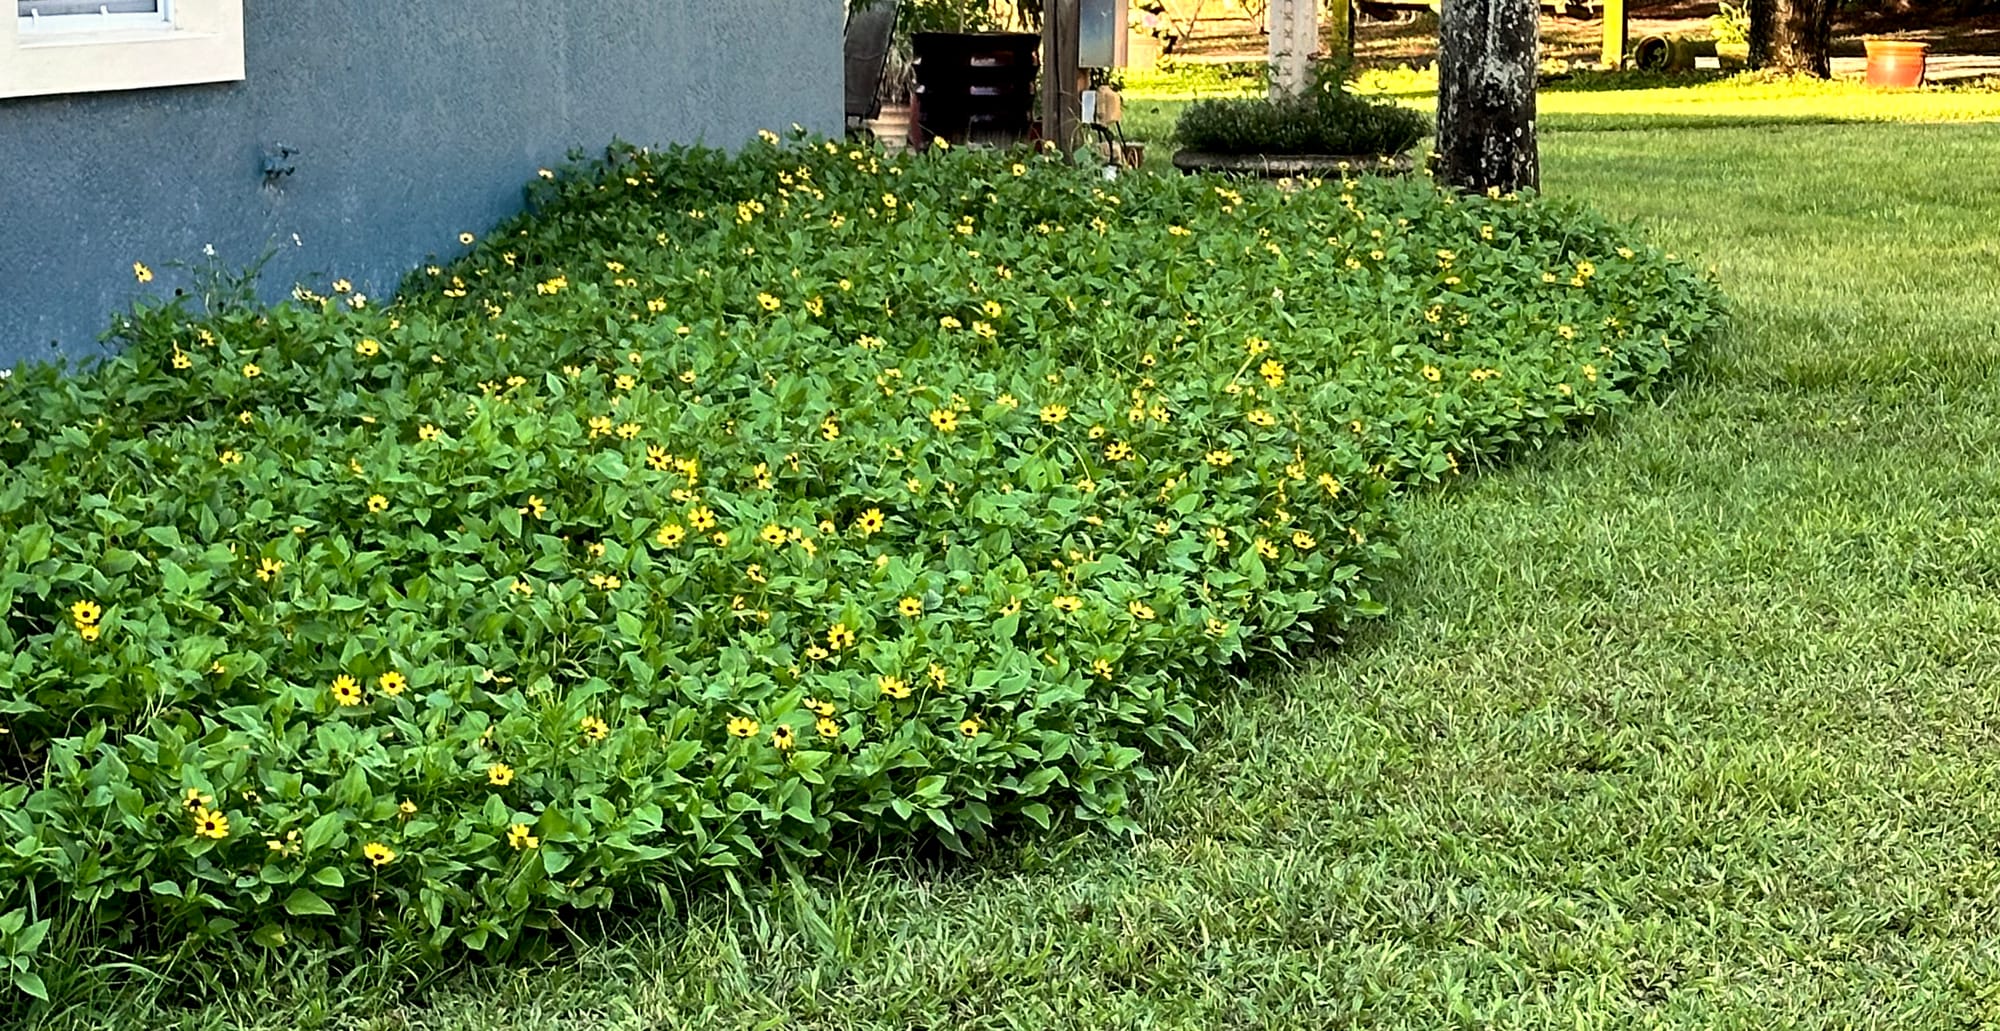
xmin=0 ymin=135 xmax=1717 ymax=1009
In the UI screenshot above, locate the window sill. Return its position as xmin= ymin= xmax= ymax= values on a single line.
xmin=1 ymin=0 xmax=242 ymax=99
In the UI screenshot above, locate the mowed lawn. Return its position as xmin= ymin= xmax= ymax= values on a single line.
xmin=69 ymin=117 xmax=2000 ymax=1029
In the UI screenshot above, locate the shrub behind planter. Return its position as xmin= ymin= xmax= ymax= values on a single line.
xmin=1176 ymin=84 xmax=1429 ymax=157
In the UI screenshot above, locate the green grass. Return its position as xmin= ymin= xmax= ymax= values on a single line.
xmin=47 ymin=115 xmax=2000 ymax=1027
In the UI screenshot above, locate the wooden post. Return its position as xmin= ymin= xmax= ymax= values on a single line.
xmin=1328 ymin=0 xmax=1354 ymax=65
xmin=1268 ymin=0 xmax=1317 ymax=99
xmin=1600 ymin=0 xmax=1627 ymax=68
xmin=1436 ymin=0 xmax=1540 ymax=193
xmin=1042 ymin=0 xmax=1083 ymax=157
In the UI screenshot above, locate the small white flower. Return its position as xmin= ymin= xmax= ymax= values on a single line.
xmin=291 ymin=233 xmax=303 ymax=247
xmin=347 ymin=293 xmax=367 ymax=309
xmin=203 ymin=243 xmax=216 ymax=257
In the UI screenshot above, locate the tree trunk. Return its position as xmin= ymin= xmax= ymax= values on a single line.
xmin=1436 ymin=0 xmax=1540 ymax=194
xmin=1748 ymin=0 xmax=1831 ymax=76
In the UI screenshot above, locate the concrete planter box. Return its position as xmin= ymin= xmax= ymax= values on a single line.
xmin=1171 ymin=150 xmax=1418 ymax=178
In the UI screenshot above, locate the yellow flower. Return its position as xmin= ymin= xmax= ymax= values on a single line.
xmin=1039 ymin=404 xmax=1069 ymax=424
xmin=827 ymin=622 xmax=856 ymax=650
xmin=1127 ymin=600 xmax=1156 ymax=620
xmin=898 ymin=596 xmax=923 ymax=618
xmin=1558 ymin=325 xmax=1576 ymax=340
xmin=218 ymin=450 xmax=241 ymax=466
xmin=878 ymin=675 xmax=911 ymax=700
xmin=688 ymin=506 xmax=716 ymax=531
xmin=654 ymin=523 xmax=686 ymax=548
xmin=171 ymin=349 xmax=193 ymax=370
xmin=509 ymin=578 xmax=534 ymax=596
xmin=804 ymin=698 xmax=837 ymax=718
xmin=929 ymin=409 xmax=958 ymax=433
xmin=255 ymin=558 xmax=283 ymax=582
xmin=331 ymin=675 xmax=364 ymax=707
xmin=1292 ymin=531 xmax=1317 ymax=551
xmin=1246 ymin=409 xmax=1276 ymax=428
xmin=192 ymin=807 xmax=230 ymax=840
xmin=1582 ymin=364 xmax=1599 ymax=381
xmin=856 ymin=508 xmax=886 ymax=535
xmin=1090 ymin=658 xmax=1114 ymax=679
xmin=816 ymin=717 xmax=841 ymax=740
xmin=1259 ymin=359 xmax=1286 ymax=387
xmin=355 ymin=338 xmax=380 ymax=358
xmin=366 ymin=494 xmax=388 ymax=513
xmin=758 ymin=292 xmax=782 ymax=311
xmin=770 ymin=724 xmax=797 ymax=750
xmin=418 ymin=424 xmax=441 ymax=442
xmin=70 ymin=600 xmax=102 ymax=627
xmin=364 ymin=842 xmax=396 ymax=867
xmin=487 ymin=763 xmax=515 ymax=786
xmin=958 ymin=717 xmax=984 ymax=738
xmin=1167 ymin=225 xmax=1191 ymax=237
xmin=820 ymin=418 xmax=840 ymax=441
xmin=242 ymin=363 xmax=262 ymax=379
xmin=399 ymin=800 xmax=418 ymax=817
xmin=727 ymin=715 xmax=761 ymax=738
xmin=507 ymin=823 xmax=540 ymax=850
xmin=759 ymin=524 xmax=787 ymax=547
xmin=1256 ymin=538 xmax=1280 ymax=560
xmin=78 ymin=623 xmax=101 ymax=642
xmin=1205 ymin=449 xmax=1234 ymax=468
xmin=1205 ymin=618 xmax=1230 ymax=637
xmin=459 ymin=232 xmax=476 ymax=245
xmin=181 ymin=787 xmax=213 ymax=812
xmin=133 ymin=262 xmax=154 ymax=283
xmin=1052 ymin=595 xmax=1083 ymax=614
xmin=580 ymin=715 xmax=610 ymax=742
xmin=1421 ymin=365 xmax=1442 ymax=383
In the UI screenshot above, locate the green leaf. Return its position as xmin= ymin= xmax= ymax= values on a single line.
xmin=282 ymin=889 xmax=335 ymax=918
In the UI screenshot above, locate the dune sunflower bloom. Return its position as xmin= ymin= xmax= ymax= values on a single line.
xmin=1039 ymin=404 xmax=1069 ymax=424
xmin=804 ymin=698 xmax=836 ymax=718
xmin=580 ymin=715 xmax=610 ymax=742
xmin=688 ymin=506 xmax=716 ymax=531
xmin=654 ymin=523 xmax=686 ymax=548
xmin=929 ymin=409 xmax=958 ymax=432
xmin=181 ymin=787 xmax=213 ymax=812
xmin=71 ymin=600 xmax=103 ymax=627
xmin=771 ymin=725 xmax=797 ymax=750
xmin=192 ymin=807 xmax=230 ymax=840
xmin=1052 ymin=595 xmax=1083 ymax=614
xmin=377 ymin=670 xmax=407 ymax=697
xmin=1205 ymin=449 xmax=1234 ymax=468
xmin=878 ymin=675 xmax=911 ymax=700
xmin=355 ymin=338 xmax=380 ymax=358
xmin=815 ymin=717 xmax=840 ymax=740
xmin=897 ymin=596 xmax=923 ymax=618
xmin=507 ymin=824 xmax=540 ymax=850
xmin=487 ymin=763 xmax=515 ymax=786
xmin=133 ymin=262 xmax=154 ymax=283
xmin=759 ymin=524 xmax=787 ymax=547
xmin=727 ymin=716 xmax=760 ymax=738
xmin=1256 ymin=538 xmax=1280 ymax=560
xmin=1292 ymin=531 xmax=1317 ymax=551
xmin=241 ymin=363 xmax=262 ymax=379
xmin=330 ymin=675 xmax=363 ymax=707
xmin=364 ymin=842 xmax=396 ymax=867
xmin=1128 ymin=601 xmax=1156 ymax=620
xmin=1105 ymin=441 xmax=1134 ymax=461
xmin=855 ymin=508 xmax=886 ymax=535
xmin=958 ymin=718 xmax=983 ymax=738
xmin=827 ymin=623 xmax=856 ymax=650
xmin=366 ymin=494 xmax=388 ymax=513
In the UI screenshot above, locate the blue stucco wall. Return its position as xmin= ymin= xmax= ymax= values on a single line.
xmin=0 ymin=1 xmax=841 ymax=368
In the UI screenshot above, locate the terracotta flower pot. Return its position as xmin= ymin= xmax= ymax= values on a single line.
xmin=1864 ymin=38 xmax=1930 ymax=89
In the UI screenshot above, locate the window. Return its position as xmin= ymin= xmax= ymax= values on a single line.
xmin=18 ymin=1 xmax=172 ymax=34
xmin=2 ymin=0 xmax=242 ymax=99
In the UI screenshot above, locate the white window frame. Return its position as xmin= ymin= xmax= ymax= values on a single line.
xmin=2 ymin=0 xmax=242 ymax=99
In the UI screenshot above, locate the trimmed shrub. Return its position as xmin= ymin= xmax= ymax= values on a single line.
xmin=1175 ymin=85 xmax=1430 ymax=156
xmin=0 ymin=135 xmax=1721 ymax=997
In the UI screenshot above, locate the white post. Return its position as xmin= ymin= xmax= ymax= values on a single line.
xmin=1267 ymin=0 xmax=1318 ymax=100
